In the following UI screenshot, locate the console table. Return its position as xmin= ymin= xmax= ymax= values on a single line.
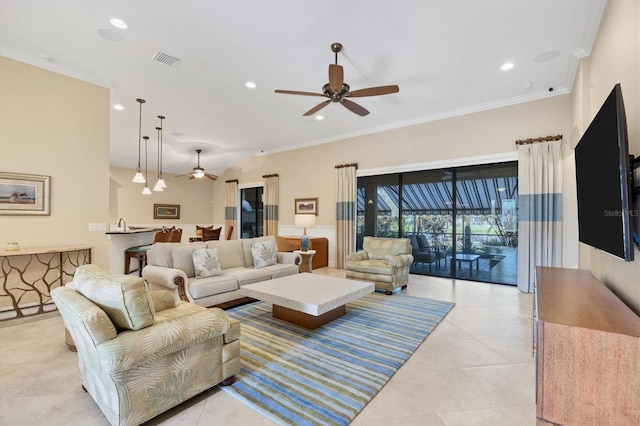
xmin=277 ymin=236 xmax=328 ymax=270
xmin=534 ymin=266 xmax=640 ymax=425
xmin=0 ymin=245 xmax=92 ymax=320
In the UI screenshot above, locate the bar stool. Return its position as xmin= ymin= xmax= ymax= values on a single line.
xmin=124 ymin=228 xmax=178 ymax=275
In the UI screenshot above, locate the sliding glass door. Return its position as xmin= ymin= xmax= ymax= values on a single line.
xmin=356 ymin=162 xmax=518 ymax=285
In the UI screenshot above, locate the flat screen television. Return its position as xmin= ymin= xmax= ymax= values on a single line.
xmin=574 ymin=83 xmax=635 ymax=261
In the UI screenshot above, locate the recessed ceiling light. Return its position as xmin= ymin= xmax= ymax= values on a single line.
xmin=500 ymin=62 xmax=514 ymax=71
xmin=110 ymin=18 xmax=127 ymax=29
xmin=113 ymin=104 xmax=125 ymax=111
xmin=245 ymin=81 xmax=256 ymax=89
xmin=315 ymin=115 xmax=324 ymax=120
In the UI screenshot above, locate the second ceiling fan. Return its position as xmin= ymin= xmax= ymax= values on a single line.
xmin=275 ymin=43 xmax=399 ymax=117
xmin=177 ymin=149 xmax=218 ymax=180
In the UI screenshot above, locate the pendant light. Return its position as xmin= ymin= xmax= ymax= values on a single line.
xmin=153 ymin=115 xmax=167 ymax=191
xmin=142 ymin=136 xmax=152 ymax=195
xmin=132 ymin=98 xmax=146 ymax=183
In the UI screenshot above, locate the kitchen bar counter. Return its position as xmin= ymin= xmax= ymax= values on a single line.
xmin=106 ymin=228 xmax=158 ymax=274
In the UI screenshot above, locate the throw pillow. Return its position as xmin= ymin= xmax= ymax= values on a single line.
xmin=251 ymin=239 xmax=277 ymax=268
xmin=73 ymin=264 xmax=155 ymax=331
xmin=192 ymin=248 xmax=222 ymax=278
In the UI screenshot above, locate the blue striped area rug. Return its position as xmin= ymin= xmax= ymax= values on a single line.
xmin=222 ymin=292 xmax=454 ymax=425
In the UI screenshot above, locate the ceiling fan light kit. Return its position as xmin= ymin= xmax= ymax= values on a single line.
xmin=177 ymin=149 xmax=218 ymax=181
xmin=275 ymin=42 xmax=399 ymax=117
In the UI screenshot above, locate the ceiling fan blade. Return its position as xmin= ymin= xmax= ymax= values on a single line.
xmin=340 ymin=99 xmax=370 ymax=116
xmin=205 ymin=173 xmax=218 ymax=180
xmin=328 ymin=64 xmax=344 ymax=93
xmin=176 ymin=173 xmax=193 ymax=177
xmin=274 ymin=89 xmax=326 ymax=97
xmin=347 ymin=85 xmax=400 ymax=98
xmin=303 ymin=99 xmax=331 ymax=116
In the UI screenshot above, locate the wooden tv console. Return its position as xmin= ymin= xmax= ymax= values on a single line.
xmin=534 ymin=267 xmax=640 ymax=425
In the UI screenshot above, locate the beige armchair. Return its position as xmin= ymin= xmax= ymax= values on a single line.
xmin=345 ymin=237 xmax=414 ymax=294
xmin=51 ymin=265 xmax=240 ymax=426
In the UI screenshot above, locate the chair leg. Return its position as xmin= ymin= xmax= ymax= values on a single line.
xmin=221 ymin=375 xmax=236 ymax=386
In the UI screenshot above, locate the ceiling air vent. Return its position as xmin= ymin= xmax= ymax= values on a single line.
xmin=151 ymin=51 xmax=181 ymax=68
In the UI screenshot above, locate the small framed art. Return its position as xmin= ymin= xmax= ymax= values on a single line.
xmin=154 ymin=203 xmax=180 ymax=219
xmin=294 ymin=198 xmax=318 ymax=215
xmin=0 ymin=172 xmax=51 ymax=216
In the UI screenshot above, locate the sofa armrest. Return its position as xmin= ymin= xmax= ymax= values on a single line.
xmin=97 ymin=303 xmax=230 ymax=373
xmin=277 ymin=251 xmax=301 ymax=266
xmin=142 ymin=265 xmax=190 ymax=302
xmin=347 ymin=251 xmax=369 ymax=262
xmin=386 ymin=253 xmax=414 ymax=268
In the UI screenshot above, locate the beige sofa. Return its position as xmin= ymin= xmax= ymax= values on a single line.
xmin=52 ymin=265 xmax=240 ymax=426
xmin=142 ymin=235 xmax=301 ymax=307
xmin=345 ymin=236 xmax=414 ymax=294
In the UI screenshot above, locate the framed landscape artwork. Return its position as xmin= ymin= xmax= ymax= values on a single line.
xmin=0 ymin=172 xmax=51 ymax=216
xmin=154 ymin=204 xmax=180 ymax=219
xmin=295 ymin=198 xmax=318 ymax=215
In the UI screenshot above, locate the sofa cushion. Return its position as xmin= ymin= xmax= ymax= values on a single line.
xmin=206 ymin=240 xmax=246 ymax=269
xmin=192 ymin=248 xmax=222 ymax=278
xmin=258 ymin=262 xmax=300 ymax=279
xmin=362 ymin=237 xmax=411 ymax=260
xmin=150 ymin=243 xmax=176 ymax=268
xmin=188 ymin=275 xmax=239 ymax=299
xmin=251 ymin=239 xmax=277 ymax=268
xmin=345 ymin=259 xmax=394 ymax=276
xmin=172 ymin=246 xmax=197 ymax=278
xmin=73 ymin=264 xmax=155 ymax=331
xmin=223 ymin=267 xmax=272 ymax=286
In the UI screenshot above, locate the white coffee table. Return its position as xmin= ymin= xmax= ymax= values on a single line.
xmin=240 ymin=273 xmax=374 ymax=329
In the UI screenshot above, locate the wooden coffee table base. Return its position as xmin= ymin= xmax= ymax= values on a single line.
xmin=273 ymin=304 xmax=346 ymax=329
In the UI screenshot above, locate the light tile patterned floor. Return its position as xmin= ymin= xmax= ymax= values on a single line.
xmin=0 ymin=269 xmax=535 ymax=426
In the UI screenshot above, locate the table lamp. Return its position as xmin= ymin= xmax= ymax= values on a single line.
xmin=295 ymin=214 xmax=316 ymax=251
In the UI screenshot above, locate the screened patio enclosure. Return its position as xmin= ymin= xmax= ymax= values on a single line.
xmin=356 ymin=162 xmax=518 ymax=285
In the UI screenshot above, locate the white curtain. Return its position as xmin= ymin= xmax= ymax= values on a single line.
xmin=224 ymin=180 xmax=238 ymax=240
xmin=336 ymin=163 xmax=357 ymax=269
xmin=517 ymin=140 xmax=563 ymax=293
xmin=263 ymin=174 xmax=279 ymax=236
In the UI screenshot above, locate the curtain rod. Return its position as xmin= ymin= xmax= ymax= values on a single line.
xmin=335 ymin=163 xmax=358 ymax=169
xmin=515 ymin=134 xmax=563 ymax=145
xmin=225 ymin=179 xmax=238 ymax=183
xmin=262 ymin=173 xmax=279 ymax=178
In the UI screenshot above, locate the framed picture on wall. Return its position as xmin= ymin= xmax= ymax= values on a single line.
xmin=0 ymin=172 xmax=51 ymax=216
xmin=154 ymin=203 xmax=180 ymax=219
xmin=295 ymin=198 xmax=318 ymax=215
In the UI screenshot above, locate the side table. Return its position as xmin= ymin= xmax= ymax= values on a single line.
xmin=294 ymin=250 xmax=316 ymax=273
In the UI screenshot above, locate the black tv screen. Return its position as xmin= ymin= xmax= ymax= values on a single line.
xmin=575 ymin=83 xmax=634 ymax=261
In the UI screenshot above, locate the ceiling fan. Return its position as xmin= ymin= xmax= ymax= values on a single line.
xmin=177 ymin=149 xmax=218 ymax=180
xmin=275 ymin=42 xmax=399 ymax=117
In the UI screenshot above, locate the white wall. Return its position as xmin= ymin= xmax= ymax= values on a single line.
xmin=0 ymin=56 xmax=110 ymax=266
xmin=216 ymin=95 xmax=574 ymax=269
xmin=571 ymin=0 xmax=640 ymax=312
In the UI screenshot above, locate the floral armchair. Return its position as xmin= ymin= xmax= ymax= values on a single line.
xmin=345 ymin=237 xmax=414 ymax=294
xmin=51 ymin=265 xmax=240 ymax=426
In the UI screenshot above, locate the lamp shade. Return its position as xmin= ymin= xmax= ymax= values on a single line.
xmin=294 ymin=214 xmax=316 ymax=230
